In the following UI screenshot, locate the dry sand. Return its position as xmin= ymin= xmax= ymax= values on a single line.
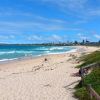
xmin=0 ymin=46 xmax=99 ymax=100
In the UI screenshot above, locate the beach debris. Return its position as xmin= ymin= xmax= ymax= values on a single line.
xmin=60 ymin=62 xmax=63 ymax=63
xmin=34 ymin=67 xmax=41 ymax=71
xmin=51 ymin=68 xmax=53 ymax=70
xmin=43 ymin=84 xmax=51 ymax=87
xmin=32 ymin=65 xmax=41 ymax=71
xmin=44 ymin=58 xmax=48 ymax=61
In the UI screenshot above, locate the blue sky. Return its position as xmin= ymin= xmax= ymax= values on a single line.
xmin=0 ymin=0 xmax=100 ymax=43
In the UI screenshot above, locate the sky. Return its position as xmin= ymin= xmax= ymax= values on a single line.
xmin=0 ymin=0 xmax=100 ymax=43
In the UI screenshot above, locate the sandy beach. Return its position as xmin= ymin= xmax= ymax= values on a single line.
xmin=0 ymin=46 xmax=99 ymax=100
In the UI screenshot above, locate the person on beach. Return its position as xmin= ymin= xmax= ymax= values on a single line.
xmin=44 ymin=58 xmax=48 ymax=61
xmin=79 ymin=68 xmax=88 ymax=76
xmin=79 ymin=68 xmax=85 ymax=76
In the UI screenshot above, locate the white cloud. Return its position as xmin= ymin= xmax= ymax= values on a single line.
xmin=27 ymin=35 xmax=42 ymax=41
xmin=94 ymin=34 xmax=100 ymax=39
xmin=40 ymin=0 xmax=100 ymax=19
xmin=26 ymin=34 xmax=67 ymax=42
xmin=0 ymin=18 xmax=81 ymax=33
xmin=41 ymin=0 xmax=87 ymax=14
xmin=0 ymin=12 xmax=33 ymax=16
xmin=42 ymin=0 xmax=86 ymax=9
xmin=51 ymin=34 xmax=62 ymax=41
xmin=77 ymin=33 xmax=88 ymax=40
xmin=47 ymin=34 xmax=67 ymax=42
xmin=0 ymin=35 xmax=15 ymax=40
xmin=88 ymin=9 xmax=100 ymax=16
xmin=27 ymin=34 xmax=62 ymax=42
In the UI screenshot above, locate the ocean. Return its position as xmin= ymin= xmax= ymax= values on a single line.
xmin=0 ymin=45 xmax=76 ymax=62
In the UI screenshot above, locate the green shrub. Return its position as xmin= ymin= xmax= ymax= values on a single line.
xmin=75 ymin=51 xmax=100 ymax=100
xmin=78 ymin=51 xmax=100 ymax=68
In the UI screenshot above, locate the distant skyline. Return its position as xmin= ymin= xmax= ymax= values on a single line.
xmin=0 ymin=0 xmax=100 ymax=43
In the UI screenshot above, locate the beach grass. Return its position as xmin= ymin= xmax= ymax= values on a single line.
xmin=74 ymin=51 xmax=100 ymax=100
xmin=77 ymin=51 xmax=100 ymax=68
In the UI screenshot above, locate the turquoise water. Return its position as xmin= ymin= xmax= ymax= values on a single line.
xmin=0 ymin=45 xmax=76 ymax=61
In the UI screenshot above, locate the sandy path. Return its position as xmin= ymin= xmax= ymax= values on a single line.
xmin=0 ymin=63 xmax=79 ymax=100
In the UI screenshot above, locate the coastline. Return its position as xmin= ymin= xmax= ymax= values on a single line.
xmin=0 ymin=46 xmax=99 ymax=100
xmin=0 ymin=46 xmax=77 ymax=64
xmin=0 ymin=45 xmax=98 ymax=65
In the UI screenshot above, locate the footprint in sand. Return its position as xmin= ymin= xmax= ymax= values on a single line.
xmin=43 ymin=84 xmax=51 ymax=87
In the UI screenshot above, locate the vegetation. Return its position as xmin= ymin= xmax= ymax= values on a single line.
xmin=75 ymin=51 xmax=100 ymax=100
xmin=78 ymin=51 xmax=100 ymax=68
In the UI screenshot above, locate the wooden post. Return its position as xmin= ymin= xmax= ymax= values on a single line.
xmin=87 ymin=84 xmax=93 ymax=99
xmin=87 ymin=84 xmax=100 ymax=100
xmin=79 ymin=63 xmax=100 ymax=100
xmin=80 ymin=68 xmax=84 ymax=86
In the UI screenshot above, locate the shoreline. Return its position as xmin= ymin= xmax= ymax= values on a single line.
xmin=0 ymin=46 xmax=99 ymax=70
xmin=0 ymin=47 xmax=77 ymax=64
xmin=0 ymin=45 xmax=98 ymax=65
xmin=0 ymin=46 xmax=99 ymax=100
